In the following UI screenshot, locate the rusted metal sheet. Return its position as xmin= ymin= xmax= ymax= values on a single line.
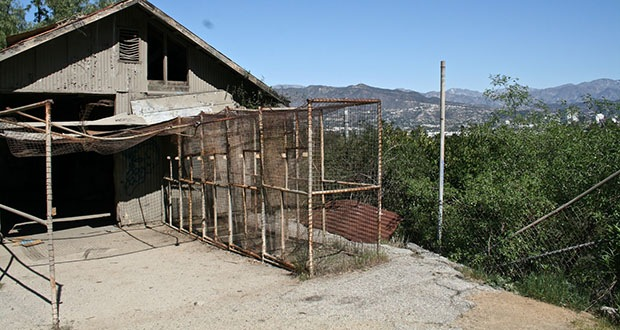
xmin=313 ymin=200 xmax=401 ymax=243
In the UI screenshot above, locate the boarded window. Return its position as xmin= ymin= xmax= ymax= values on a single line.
xmin=119 ymin=29 xmax=140 ymax=62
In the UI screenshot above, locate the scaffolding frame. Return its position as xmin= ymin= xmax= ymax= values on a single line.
xmin=0 ymin=100 xmax=59 ymax=329
xmin=164 ymin=99 xmax=384 ymax=275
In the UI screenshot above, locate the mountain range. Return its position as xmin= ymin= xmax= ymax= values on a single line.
xmin=273 ymin=79 xmax=620 ymax=131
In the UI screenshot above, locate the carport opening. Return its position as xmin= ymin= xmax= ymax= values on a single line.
xmin=0 ymin=95 xmax=117 ymax=235
xmin=1 ymin=143 xmax=116 ymax=236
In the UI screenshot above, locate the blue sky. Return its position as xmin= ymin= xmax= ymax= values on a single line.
xmin=19 ymin=0 xmax=619 ymax=92
xmin=147 ymin=0 xmax=620 ymax=92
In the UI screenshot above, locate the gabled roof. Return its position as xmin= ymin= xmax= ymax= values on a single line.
xmin=0 ymin=0 xmax=287 ymax=105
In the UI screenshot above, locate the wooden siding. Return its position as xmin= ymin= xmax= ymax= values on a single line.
xmin=0 ymin=18 xmax=117 ymax=94
xmin=0 ymin=4 xmax=275 ymax=113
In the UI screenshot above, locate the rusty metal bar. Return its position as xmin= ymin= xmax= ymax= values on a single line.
xmin=0 ymin=203 xmax=47 ymax=226
xmin=212 ymin=154 xmax=218 ymax=238
xmin=199 ymin=114 xmax=207 ymax=238
xmin=280 ymin=190 xmax=285 ymax=256
xmin=224 ymin=118 xmax=234 ymax=247
xmin=176 ymin=122 xmax=184 ymax=231
xmin=0 ymin=99 xmax=54 ymax=116
xmin=188 ymin=156 xmax=194 ymax=234
xmin=253 ymin=124 xmax=260 ymax=232
xmin=167 ymin=156 xmax=173 ymax=227
xmin=45 ymin=101 xmax=59 ymax=329
xmin=312 ymin=185 xmax=380 ymax=195
xmin=14 ymin=213 xmax=111 ymax=227
xmin=294 ymin=111 xmax=301 ymax=240
xmin=307 ymin=98 xmax=380 ymax=103
xmin=320 ymin=179 xmax=375 ymax=187
xmin=258 ymin=110 xmax=267 ymax=260
xmin=241 ymin=151 xmax=248 ymax=237
xmin=281 ymin=120 xmax=289 ymax=256
xmin=262 ymin=184 xmax=307 ymax=196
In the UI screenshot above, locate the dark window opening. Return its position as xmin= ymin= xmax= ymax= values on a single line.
xmin=119 ymin=29 xmax=140 ymax=63
xmin=147 ymin=27 xmax=164 ymax=80
xmin=167 ymin=38 xmax=187 ymax=81
xmin=147 ymin=23 xmax=188 ymax=84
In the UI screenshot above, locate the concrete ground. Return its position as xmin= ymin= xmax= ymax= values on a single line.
xmin=0 ymin=224 xmax=594 ymax=329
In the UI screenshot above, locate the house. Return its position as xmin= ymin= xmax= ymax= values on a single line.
xmin=0 ymin=0 xmax=287 ymax=233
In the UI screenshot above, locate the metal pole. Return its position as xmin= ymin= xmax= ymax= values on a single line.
xmin=199 ymin=114 xmax=207 ymax=238
xmin=45 ymin=101 xmax=59 ymax=329
xmin=319 ymin=110 xmax=326 ymax=242
xmin=167 ymin=156 xmax=173 ymax=227
xmin=377 ymin=101 xmax=383 ymax=253
xmin=176 ymin=124 xmax=184 ymax=231
xmin=437 ymin=60 xmax=446 ymax=250
xmin=224 ymin=119 xmax=234 ymax=246
xmin=188 ymin=156 xmax=193 ymax=234
xmin=294 ymin=111 xmax=301 ymax=241
xmin=258 ymin=110 xmax=267 ymax=260
xmin=307 ymin=101 xmax=314 ymax=276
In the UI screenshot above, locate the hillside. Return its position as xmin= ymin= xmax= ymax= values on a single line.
xmin=274 ymin=84 xmax=494 ymax=131
xmin=274 ymin=79 xmax=620 ymax=131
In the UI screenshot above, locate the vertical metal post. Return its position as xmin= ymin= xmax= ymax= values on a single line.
xmin=188 ymin=156 xmax=193 ymax=234
xmin=212 ymin=155 xmax=218 ymax=237
xmin=294 ymin=111 xmax=301 ymax=240
xmin=377 ymin=101 xmax=383 ymax=253
xmin=258 ymin=110 xmax=267 ymax=260
xmin=223 ymin=119 xmax=234 ymax=246
xmin=241 ymin=153 xmax=248 ymax=237
xmin=307 ymin=101 xmax=314 ymax=276
xmin=280 ymin=191 xmax=285 ymax=256
xmin=438 ymin=60 xmax=446 ymax=250
xmin=319 ymin=110 xmax=326 ymax=241
xmin=167 ymin=156 xmax=173 ymax=226
xmin=344 ymin=108 xmax=350 ymax=139
xmin=253 ymin=122 xmax=259 ymax=231
xmin=199 ymin=114 xmax=207 ymax=238
xmin=45 ymin=101 xmax=59 ymax=329
xmin=176 ymin=123 xmax=184 ymax=231
xmin=281 ymin=121 xmax=289 ymax=256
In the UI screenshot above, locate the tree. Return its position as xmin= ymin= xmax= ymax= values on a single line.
xmin=483 ymin=74 xmax=541 ymax=122
xmin=45 ymin=0 xmax=91 ymax=22
xmin=0 ymin=0 xmax=122 ymax=49
xmin=34 ymin=0 xmax=121 ymax=24
xmin=0 ymin=0 xmax=27 ymax=48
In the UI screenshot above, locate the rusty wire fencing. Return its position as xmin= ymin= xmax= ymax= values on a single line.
xmin=163 ymin=99 xmax=400 ymax=275
xmin=479 ymin=170 xmax=620 ymax=313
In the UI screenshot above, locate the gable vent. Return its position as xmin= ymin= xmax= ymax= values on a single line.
xmin=119 ymin=29 xmax=140 ymax=62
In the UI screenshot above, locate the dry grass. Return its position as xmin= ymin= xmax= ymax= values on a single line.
xmin=291 ymin=242 xmax=389 ymax=279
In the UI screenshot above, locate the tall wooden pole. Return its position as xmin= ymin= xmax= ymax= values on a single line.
xmin=437 ymin=61 xmax=446 ymax=251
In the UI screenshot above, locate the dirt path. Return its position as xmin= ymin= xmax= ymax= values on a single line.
xmin=456 ymin=291 xmax=595 ymax=329
xmin=0 ymin=225 xmax=597 ymax=329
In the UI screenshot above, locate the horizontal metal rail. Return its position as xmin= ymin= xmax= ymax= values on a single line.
xmin=0 ymin=203 xmax=47 ymax=226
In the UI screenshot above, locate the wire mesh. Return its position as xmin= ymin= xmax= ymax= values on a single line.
xmin=1 ymin=99 xmax=390 ymax=275
xmin=163 ymin=100 xmax=390 ymax=274
xmin=481 ymin=171 xmax=620 ymax=312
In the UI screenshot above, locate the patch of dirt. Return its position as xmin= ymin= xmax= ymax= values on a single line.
xmin=456 ymin=291 xmax=597 ymax=330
